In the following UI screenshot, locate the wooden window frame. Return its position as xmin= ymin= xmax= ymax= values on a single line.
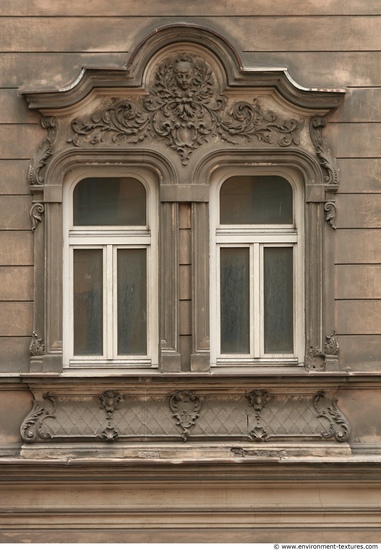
xmin=209 ymin=167 xmax=305 ymax=368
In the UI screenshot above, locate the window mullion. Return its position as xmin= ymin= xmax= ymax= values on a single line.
xmin=253 ymin=243 xmax=260 ymax=359
xmin=105 ymin=245 xmax=114 ymax=360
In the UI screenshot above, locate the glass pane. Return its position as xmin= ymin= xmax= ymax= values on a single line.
xmin=220 ymin=175 xmax=292 ymax=225
xmin=74 ymin=177 xmax=146 ymax=226
xmin=117 ymin=249 xmax=147 ymax=355
xmin=220 ymin=248 xmax=250 ymax=354
xmin=74 ymin=249 xmax=103 ymax=355
xmin=264 ymin=247 xmax=293 ymax=353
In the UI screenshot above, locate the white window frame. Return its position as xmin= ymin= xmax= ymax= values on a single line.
xmin=62 ymin=167 xmax=159 ymax=370
xmin=210 ymin=167 xmax=305 ymax=368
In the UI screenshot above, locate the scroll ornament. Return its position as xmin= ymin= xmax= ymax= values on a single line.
xmin=68 ymin=54 xmax=304 ymax=165
xmin=313 ymin=390 xmax=350 ymax=442
xmin=324 ymin=201 xmax=337 ymax=229
xmin=20 ymin=393 xmax=55 ymax=442
xmin=310 ymin=116 xmax=339 ymax=185
xmin=30 ymin=202 xmax=45 ymax=231
xmin=28 ymin=117 xmax=57 ymax=186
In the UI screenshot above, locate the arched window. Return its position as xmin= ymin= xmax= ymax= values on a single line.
xmin=210 ymin=170 xmax=304 ymax=367
xmin=63 ymin=171 xmax=158 ymax=369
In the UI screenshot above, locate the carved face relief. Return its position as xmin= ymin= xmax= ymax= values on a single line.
xmin=173 ymin=60 xmax=195 ymax=91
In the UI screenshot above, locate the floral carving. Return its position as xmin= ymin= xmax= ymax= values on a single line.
xmin=29 ymin=331 xmax=45 ymax=356
xmin=246 ymin=389 xmax=271 ymax=442
xmin=169 ymin=390 xmax=202 ymax=441
xmin=246 ymin=390 xmax=271 ymax=419
xmin=98 ymin=390 xmax=122 ymax=441
xmin=313 ymin=390 xmax=350 ymax=442
xmin=69 ymin=54 xmax=303 ymax=165
xmin=249 ymin=425 xmax=269 ymax=442
xmin=28 ymin=116 xmax=57 ymax=186
xmin=310 ymin=116 xmax=339 ymax=185
xmin=20 ymin=393 xmax=55 ymax=442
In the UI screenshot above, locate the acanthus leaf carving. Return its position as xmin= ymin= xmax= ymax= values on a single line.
xmin=313 ymin=390 xmax=350 ymax=442
xmin=20 ymin=393 xmax=55 ymax=442
xmin=68 ymin=54 xmax=304 ymax=165
xmin=310 ymin=116 xmax=339 ymax=185
xmin=28 ymin=116 xmax=57 ymax=186
xmin=169 ymin=390 xmax=202 ymax=441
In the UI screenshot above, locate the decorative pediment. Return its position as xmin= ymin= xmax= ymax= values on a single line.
xmin=22 ymin=23 xmax=345 ymax=189
xmin=68 ymin=53 xmax=304 ymax=166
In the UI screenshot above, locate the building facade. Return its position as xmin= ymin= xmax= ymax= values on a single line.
xmin=1 ymin=0 xmax=381 ymax=542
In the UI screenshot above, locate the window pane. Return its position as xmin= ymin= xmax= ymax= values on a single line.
xmin=74 ymin=177 xmax=146 ymax=226
xmin=220 ymin=175 xmax=292 ymax=224
xmin=220 ymin=248 xmax=250 ymax=354
xmin=74 ymin=249 xmax=103 ymax=355
xmin=264 ymin=247 xmax=293 ymax=353
xmin=117 ymin=249 xmax=147 ymax=355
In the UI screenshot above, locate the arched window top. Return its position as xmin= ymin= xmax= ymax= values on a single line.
xmin=73 ymin=176 xmax=146 ymax=226
xmin=220 ymin=175 xmax=293 ymax=225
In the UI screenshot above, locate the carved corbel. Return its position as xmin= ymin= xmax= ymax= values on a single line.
xmin=169 ymin=390 xmax=202 ymax=441
xmin=28 ymin=116 xmax=57 ymax=187
xmin=310 ymin=116 xmax=339 ymax=186
xmin=30 ymin=202 xmax=45 ymax=231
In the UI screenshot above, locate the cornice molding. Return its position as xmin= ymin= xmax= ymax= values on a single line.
xmin=20 ymin=23 xmax=345 ymax=112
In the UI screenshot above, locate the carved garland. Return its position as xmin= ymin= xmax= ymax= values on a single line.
xmin=68 ymin=54 xmax=303 ymax=165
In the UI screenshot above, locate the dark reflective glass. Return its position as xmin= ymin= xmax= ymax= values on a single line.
xmin=264 ymin=247 xmax=293 ymax=353
xmin=220 ymin=175 xmax=292 ymax=224
xmin=74 ymin=249 xmax=103 ymax=355
xmin=117 ymin=249 xmax=147 ymax=355
xmin=220 ymin=248 xmax=250 ymax=354
xmin=74 ymin=177 xmax=146 ymax=226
